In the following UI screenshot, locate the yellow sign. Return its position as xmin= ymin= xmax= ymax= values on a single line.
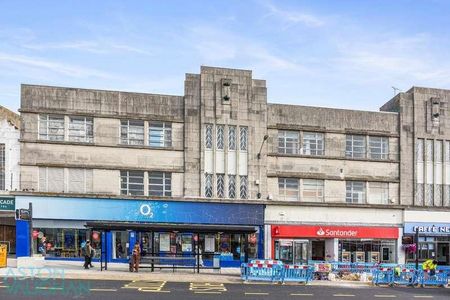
xmin=0 ymin=244 xmax=7 ymax=268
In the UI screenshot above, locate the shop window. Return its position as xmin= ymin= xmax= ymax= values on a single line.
xmin=369 ymin=136 xmax=389 ymax=160
xmin=240 ymin=127 xmax=248 ymax=151
xmin=216 ymin=173 xmax=225 ymax=198
xmin=240 ymin=175 xmax=248 ymax=199
xmin=68 ymin=116 xmax=93 ymax=143
xmin=148 ymin=171 xmax=171 ymax=197
xmin=205 ymin=124 xmax=213 ymax=149
xmin=228 ymin=175 xmax=236 ymax=198
xmin=346 ymin=181 xmax=366 ymax=203
xmin=302 ymin=179 xmax=324 ymax=202
xmin=149 ymin=121 xmax=172 ymax=147
xmin=228 ymin=126 xmax=236 ymax=150
xmin=32 ymin=228 xmax=90 ymax=258
xmin=112 ymin=231 xmax=129 ymax=259
xmin=338 ymin=239 xmax=395 ymax=263
xmin=278 ymin=178 xmax=299 ymax=201
xmin=303 ymin=132 xmax=324 ymax=156
xmin=346 ymin=135 xmax=366 ymax=158
xmin=120 ymin=120 xmax=144 ymax=145
xmin=120 ymin=171 xmax=144 ymax=196
xmin=205 ymin=173 xmax=213 ymax=198
xmin=368 ymin=182 xmax=389 ymax=204
xmin=39 ymin=115 xmax=64 ymax=141
xmin=0 ymin=144 xmax=4 ymax=190
xmin=278 ymin=130 xmax=299 ymax=154
xmin=216 ymin=125 xmax=224 ymax=150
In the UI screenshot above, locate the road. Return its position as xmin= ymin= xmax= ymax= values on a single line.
xmin=0 ymin=278 xmax=448 ymax=299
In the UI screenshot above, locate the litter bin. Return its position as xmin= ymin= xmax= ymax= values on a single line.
xmin=0 ymin=244 xmax=7 ymax=268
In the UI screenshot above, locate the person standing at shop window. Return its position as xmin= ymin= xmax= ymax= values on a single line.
xmin=82 ymin=240 xmax=93 ymax=270
xmin=130 ymin=243 xmax=141 ymax=272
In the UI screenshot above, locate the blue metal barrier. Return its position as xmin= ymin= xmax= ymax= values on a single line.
xmin=241 ymin=262 xmax=283 ymax=283
xmin=282 ymin=265 xmax=314 ymax=284
xmin=418 ymin=270 xmax=448 ymax=287
xmin=392 ymin=268 xmax=418 ymax=286
xmin=372 ymin=268 xmax=394 ymax=286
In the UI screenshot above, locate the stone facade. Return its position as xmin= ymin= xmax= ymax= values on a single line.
xmin=0 ymin=105 xmax=20 ymax=193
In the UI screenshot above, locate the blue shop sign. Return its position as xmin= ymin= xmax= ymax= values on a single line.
xmin=404 ymin=222 xmax=450 ymax=235
xmin=15 ymin=196 xmax=264 ymax=225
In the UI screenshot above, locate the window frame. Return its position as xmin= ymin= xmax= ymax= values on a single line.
xmin=346 ymin=135 xmax=366 ymax=158
xmin=303 ymin=132 xmax=324 ymax=156
xmin=120 ymin=120 xmax=145 ymax=146
xmin=68 ymin=116 xmax=94 ymax=143
xmin=149 ymin=121 xmax=172 ymax=148
xmin=39 ymin=114 xmax=65 ymax=141
xmin=346 ymin=181 xmax=366 ymax=204
xmin=368 ymin=182 xmax=389 ymax=204
xmin=302 ymin=179 xmax=324 ymax=202
xmin=278 ymin=177 xmax=299 ymax=201
xmin=148 ymin=171 xmax=172 ymax=197
xmin=278 ymin=130 xmax=299 ymax=154
xmin=0 ymin=144 xmax=4 ymax=190
xmin=369 ymin=136 xmax=389 ymax=160
xmin=120 ymin=170 xmax=145 ymax=196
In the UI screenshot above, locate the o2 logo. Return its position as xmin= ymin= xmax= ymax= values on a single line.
xmin=139 ymin=204 xmax=154 ymax=218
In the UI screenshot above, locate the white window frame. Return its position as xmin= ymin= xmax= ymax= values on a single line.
xmin=148 ymin=171 xmax=172 ymax=196
xmin=240 ymin=127 xmax=248 ymax=151
xmin=303 ymin=132 xmax=324 ymax=156
xmin=205 ymin=124 xmax=213 ymax=149
xmin=228 ymin=126 xmax=236 ymax=150
xmin=228 ymin=175 xmax=236 ymax=198
xmin=278 ymin=130 xmax=299 ymax=154
xmin=205 ymin=173 xmax=213 ymax=197
xmin=368 ymin=182 xmax=389 ymax=204
xmin=302 ymin=179 xmax=324 ymax=202
xmin=120 ymin=120 xmax=144 ymax=145
xmin=39 ymin=114 xmax=65 ymax=141
xmin=120 ymin=170 xmax=145 ymax=195
xmin=149 ymin=121 xmax=172 ymax=148
xmin=0 ymin=144 xmax=5 ymax=190
xmin=68 ymin=116 xmax=93 ymax=143
xmin=346 ymin=181 xmax=366 ymax=203
xmin=278 ymin=178 xmax=299 ymax=201
xmin=346 ymin=135 xmax=366 ymax=158
xmin=217 ymin=125 xmax=224 ymax=150
xmin=240 ymin=175 xmax=248 ymax=199
xmin=216 ymin=173 xmax=225 ymax=198
xmin=369 ymin=136 xmax=389 ymax=160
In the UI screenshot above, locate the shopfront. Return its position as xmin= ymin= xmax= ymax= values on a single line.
xmin=270 ymin=224 xmax=399 ymax=263
xmin=15 ymin=196 xmax=264 ymax=267
xmin=403 ymin=222 xmax=450 ymax=265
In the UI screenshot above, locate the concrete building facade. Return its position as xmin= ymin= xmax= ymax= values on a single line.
xmin=15 ymin=66 xmax=450 ymax=266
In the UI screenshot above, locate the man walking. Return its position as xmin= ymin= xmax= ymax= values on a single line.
xmin=83 ymin=240 xmax=93 ymax=269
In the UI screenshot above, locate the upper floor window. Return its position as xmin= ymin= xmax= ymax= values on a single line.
xmin=302 ymin=179 xmax=324 ymax=202
xmin=205 ymin=173 xmax=213 ymax=197
xmin=278 ymin=131 xmax=299 ymax=154
xmin=0 ymin=144 xmax=4 ymax=191
xmin=205 ymin=124 xmax=213 ymax=149
xmin=228 ymin=175 xmax=236 ymax=198
xmin=228 ymin=126 xmax=236 ymax=150
xmin=121 ymin=120 xmax=144 ymax=145
xmin=217 ymin=125 xmax=224 ymax=150
xmin=149 ymin=122 xmax=172 ymax=147
xmin=240 ymin=127 xmax=248 ymax=151
xmin=120 ymin=170 xmax=144 ymax=196
xmin=149 ymin=171 xmax=172 ymax=197
xmin=216 ymin=173 xmax=225 ymax=197
xmin=69 ymin=116 xmax=93 ymax=143
xmin=278 ymin=178 xmax=299 ymax=201
xmin=240 ymin=175 xmax=248 ymax=199
xmin=369 ymin=136 xmax=389 ymax=160
xmin=303 ymin=132 xmax=324 ymax=156
xmin=39 ymin=115 xmax=64 ymax=141
xmin=368 ymin=182 xmax=389 ymax=204
xmin=346 ymin=135 xmax=366 ymax=158
xmin=346 ymin=181 xmax=366 ymax=204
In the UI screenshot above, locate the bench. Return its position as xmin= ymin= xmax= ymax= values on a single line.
xmin=137 ymin=255 xmax=198 ymax=272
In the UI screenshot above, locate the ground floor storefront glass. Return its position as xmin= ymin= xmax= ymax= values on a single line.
xmin=338 ymin=239 xmax=396 ymax=263
xmin=405 ymin=236 xmax=450 ymax=265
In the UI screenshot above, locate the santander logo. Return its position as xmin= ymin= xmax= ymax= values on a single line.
xmin=316 ymin=228 xmax=325 ymax=236
xmin=317 ymin=227 xmax=358 ymax=237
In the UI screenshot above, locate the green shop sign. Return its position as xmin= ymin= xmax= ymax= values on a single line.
xmin=0 ymin=198 xmax=15 ymax=211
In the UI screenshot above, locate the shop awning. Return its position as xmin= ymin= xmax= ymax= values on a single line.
xmin=85 ymin=221 xmax=257 ymax=234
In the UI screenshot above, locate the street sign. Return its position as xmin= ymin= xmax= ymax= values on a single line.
xmin=15 ymin=209 xmax=31 ymax=221
xmin=0 ymin=197 xmax=14 ymax=211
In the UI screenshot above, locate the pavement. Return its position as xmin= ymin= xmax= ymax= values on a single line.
xmin=0 ymin=278 xmax=449 ymax=300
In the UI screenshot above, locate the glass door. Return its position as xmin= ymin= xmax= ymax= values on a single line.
xmin=293 ymin=240 xmax=309 ymax=264
xmin=274 ymin=240 xmax=293 ymax=263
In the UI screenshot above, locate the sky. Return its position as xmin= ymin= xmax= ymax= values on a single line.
xmin=1 ymin=0 xmax=450 ymax=112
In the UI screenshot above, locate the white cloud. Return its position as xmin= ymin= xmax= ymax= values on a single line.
xmin=0 ymin=52 xmax=117 ymax=79
xmin=261 ymin=0 xmax=325 ymax=28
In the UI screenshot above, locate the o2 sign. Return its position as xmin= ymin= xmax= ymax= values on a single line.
xmin=139 ymin=204 xmax=154 ymax=218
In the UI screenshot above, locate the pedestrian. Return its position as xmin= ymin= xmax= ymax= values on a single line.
xmin=130 ymin=243 xmax=141 ymax=272
xmin=89 ymin=244 xmax=95 ymax=268
xmin=422 ymin=258 xmax=438 ymax=276
xmin=82 ymin=240 xmax=93 ymax=269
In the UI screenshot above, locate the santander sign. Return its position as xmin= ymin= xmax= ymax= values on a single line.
xmin=272 ymin=225 xmax=399 ymax=239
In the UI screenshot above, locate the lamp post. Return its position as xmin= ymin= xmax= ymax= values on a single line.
xmin=257 ymin=135 xmax=269 ymax=199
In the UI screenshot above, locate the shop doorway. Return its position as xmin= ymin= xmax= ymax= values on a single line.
xmin=274 ymin=239 xmax=309 ymax=264
xmin=437 ymin=243 xmax=449 ymax=265
xmin=311 ymin=240 xmax=325 ymax=261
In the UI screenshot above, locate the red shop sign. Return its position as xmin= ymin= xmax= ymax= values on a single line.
xmin=271 ymin=225 xmax=398 ymax=239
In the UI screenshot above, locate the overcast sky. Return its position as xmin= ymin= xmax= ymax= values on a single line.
xmin=1 ymin=0 xmax=450 ymax=112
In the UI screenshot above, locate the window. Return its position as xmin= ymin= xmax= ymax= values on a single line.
xmin=0 ymin=144 xmax=4 ymax=190
xmin=68 ymin=168 xmax=93 ymax=193
xmin=39 ymin=167 xmax=65 ymax=192
xmin=217 ymin=174 xmax=225 ymax=197
xmin=69 ymin=116 xmax=93 ymax=143
xmin=278 ymin=131 xmax=299 ymax=154
xmin=217 ymin=125 xmax=224 ymax=150
xmin=149 ymin=172 xmax=171 ymax=196
xmin=120 ymin=171 xmax=144 ymax=195
xmin=346 ymin=135 xmax=366 ymax=158
xmin=278 ymin=178 xmax=299 ymax=201
xmin=120 ymin=120 xmax=144 ymax=145
xmin=303 ymin=132 xmax=324 ymax=155
xmin=205 ymin=173 xmax=213 ymax=197
xmin=369 ymin=136 xmax=389 ymax=159
xmin=228 ymin=126 xmax=236 ymax=150
xmin=302 ymin=179 xmax=324 ymax=202
xmin=240 ymin=175 xmax=248 ymax=199
xmin=368 ymin=182 xmax=389 ymax=204
xmin=228 ymin=175 xmax=236 ymax=198
xmin=149 ymin=122 xmax=172 ymax=147
xmin=205 ymin=124 xmax=213 ymax=149
xmin=39 ymin=115 xmax=64 ymax=141
xmin=346 ymin=181 xmax=366 ymax=203
xmin=240 ymin=127 xmax=248 ymax=151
